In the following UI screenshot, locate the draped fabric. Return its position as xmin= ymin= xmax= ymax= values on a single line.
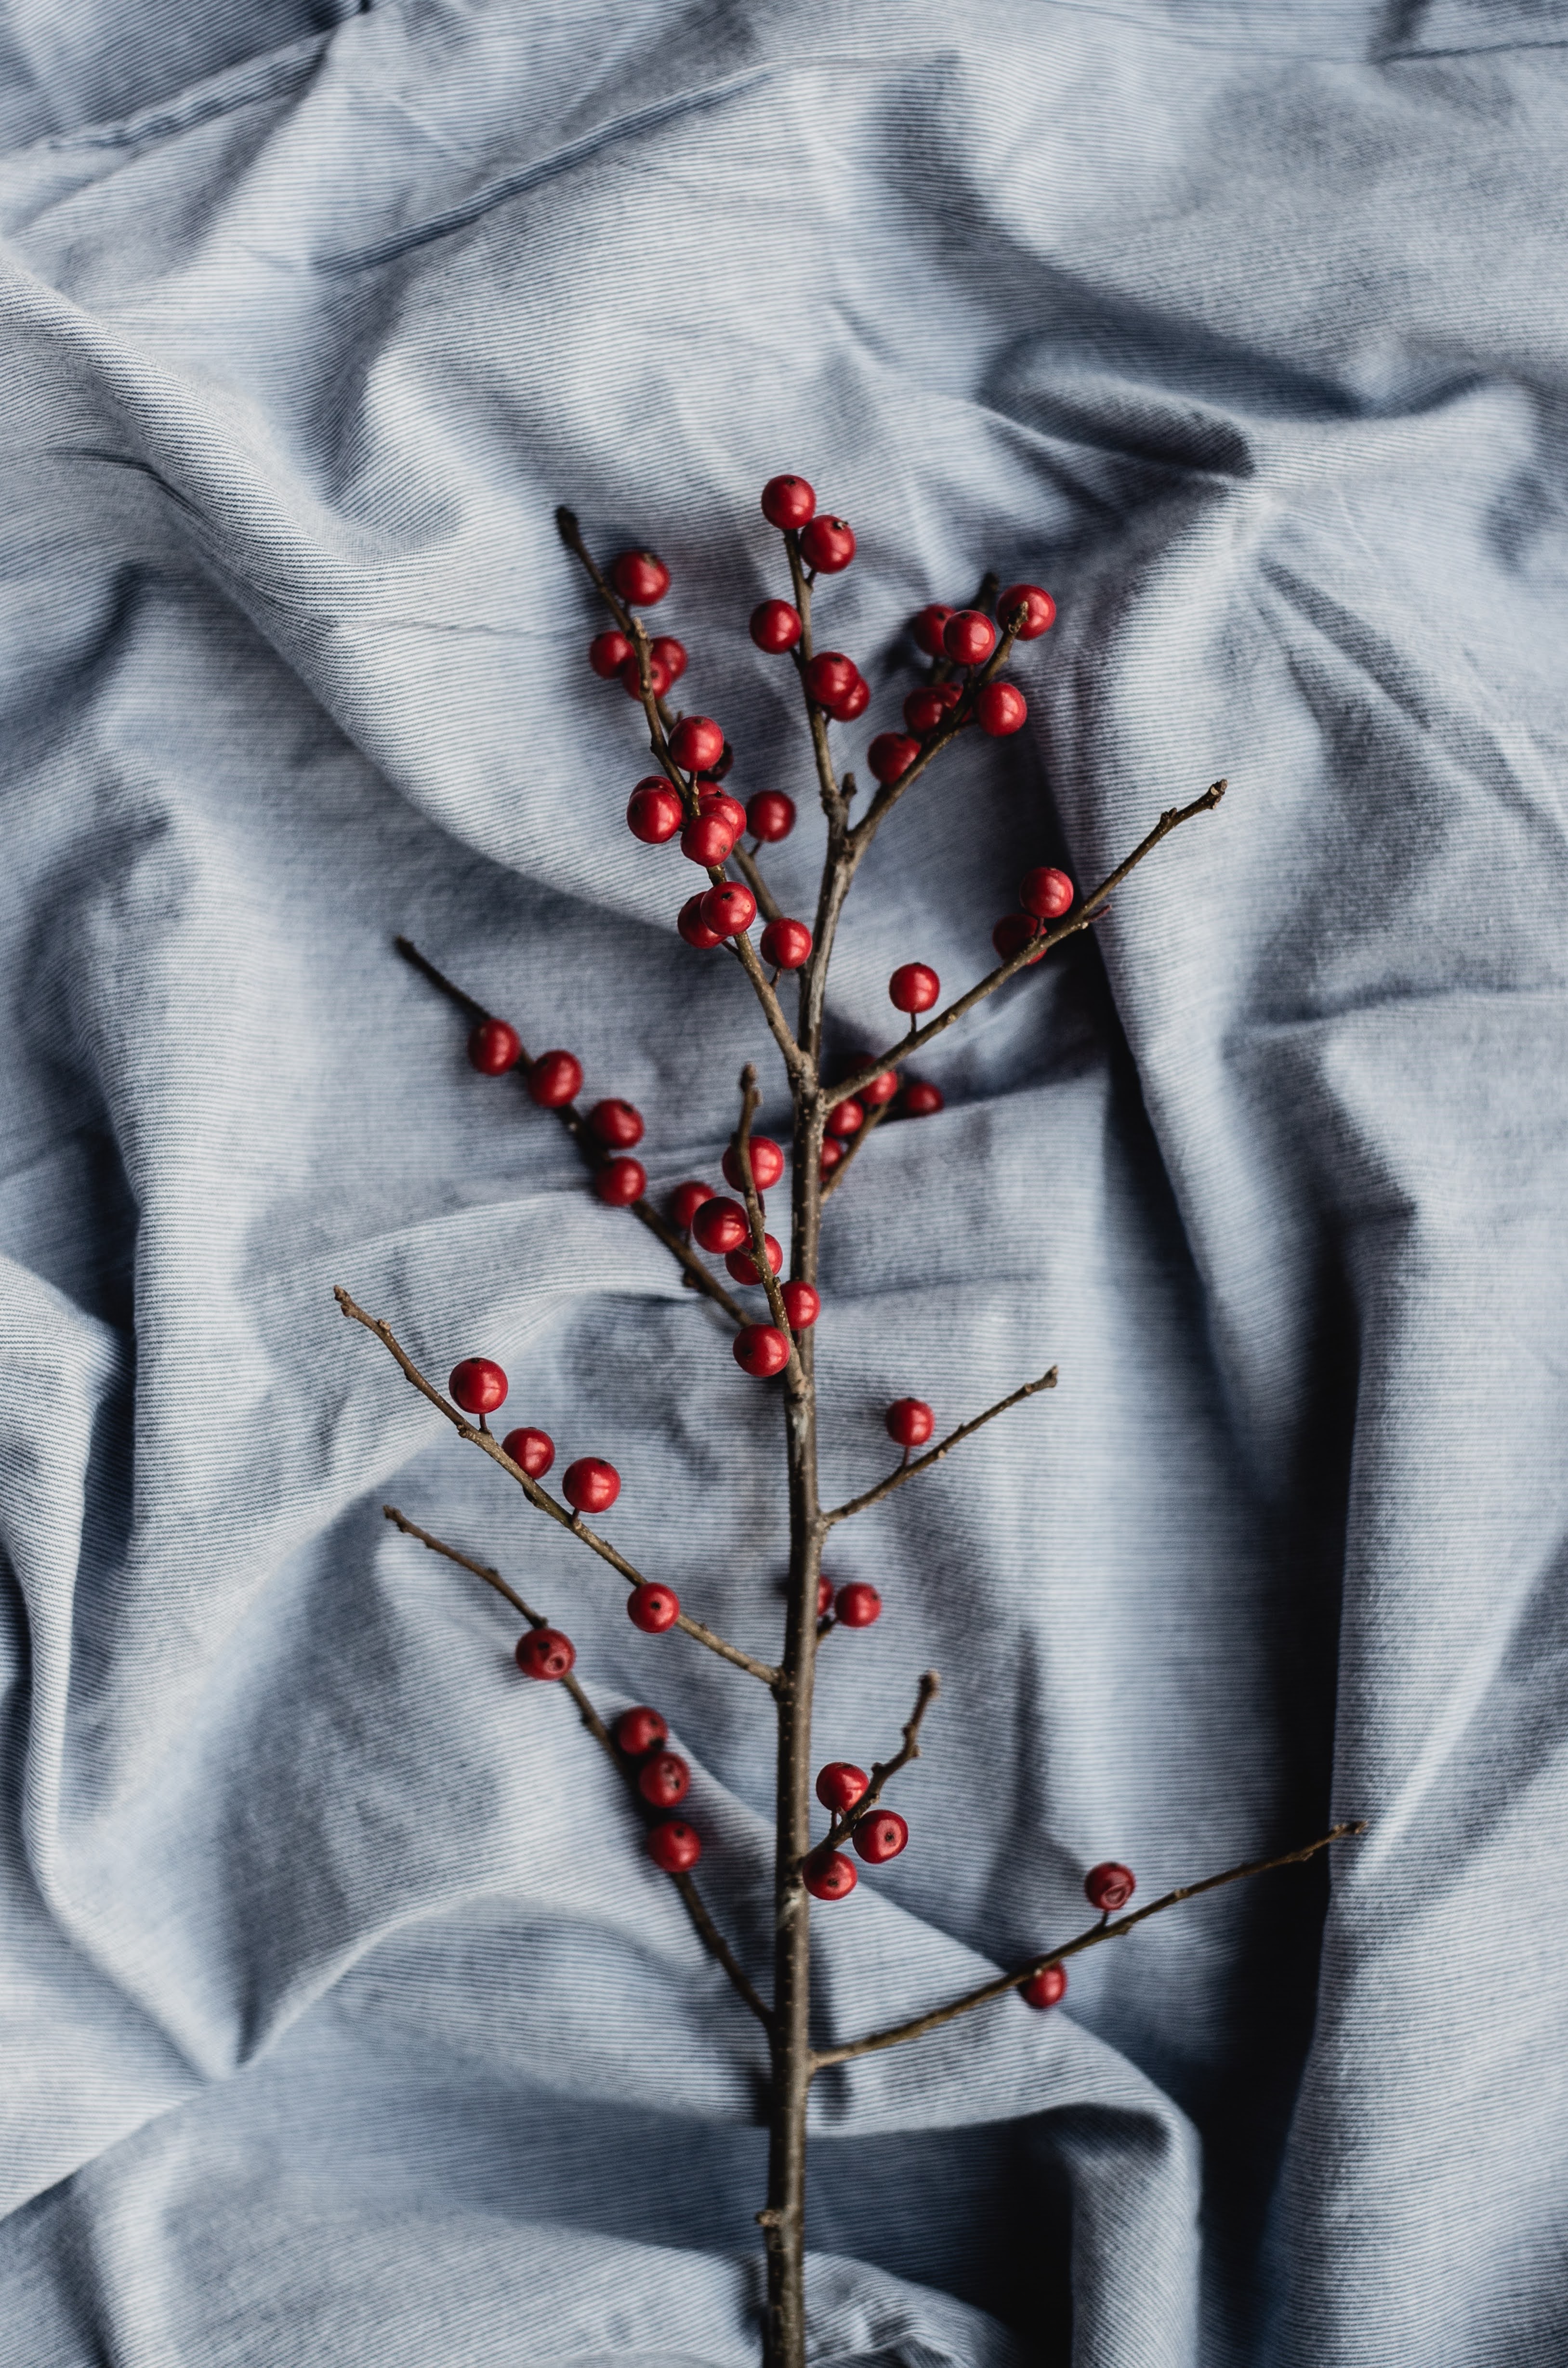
xmin=3 ymin=3 xmax=1566 ymax=2359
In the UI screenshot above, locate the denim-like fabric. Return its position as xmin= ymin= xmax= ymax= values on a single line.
xmin=2 ymin=4 xmax=1566 ymax=2361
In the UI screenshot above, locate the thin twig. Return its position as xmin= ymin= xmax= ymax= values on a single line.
xmin=822 ymin=1368 xmax=1059 ymax=1528
xmin=845 ymin=611 xmax=1026 ymax=860
xmin=816 ymin=1671 xmax=940 ymax=1860
xmin=782 ymin=529 xmax=846 ymax=829
xmin=732 ymin=1066 xmax=806 ymax=1389
xmin=818 ymin=1092 xmax=893 ymax=1200
xmin=335 ymin=1288 xmax=777 ymax=1687
xmin=382 ymin=1503 xmax=772 ymax=2027
xmin=811 ymin=1819 xmax=1368 ymax=2069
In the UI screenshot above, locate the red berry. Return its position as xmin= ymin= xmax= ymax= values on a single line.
xmin=699 ymin=788 xmax=747 ymax=837
xmin=628 ymin=1581 xmax=680 ymax=1633
xmin=804 ymin=1848 xmax=857 ymax=1900
xmin=819 ymin=1140 xmax=845 ymax=1178
xmin=628 ymin=780 xmax=684 ymax=844
xmin=825 ymin=1098 xmax=864 ymax=1139
xmin=670 ymin=715 xmax=724 ymax=773
xmin=762 ymin=473 xmax=817 ymax=529
xmin=671 ymin=1180 xmax=715 ymax=1229
xmin=750 ymin=598 xmax=804 ymax=654
xmin=747 ymin=790 xmax=796 ymax=842
xmin=637 ymin=1749 xmax=690 ymax=1806
xmin=1019 ymin=866 xmax=1074 ymax=920
xmin=800 ymin=514 xmax=855 ymax=573
xmin=562 ymin=1457 xmax=619 ymax=1515
xmin=611 ymin=549 xmax=671 ymax=606
xmin=998 ymin=583 xmax=1056 ymax=639
xmin=620 ymin=651 xmax=672 ymax=701
xmin=976 ymin=681 xmax=1028 ymax=737
xmin=528 ymin=1050 xmax=583 ymax=1107
xmin=515 ymin=1626 xmax=575 ymax=1680
xmin=817 ymin=1574 xmax=834 ymax=1616
xmin=903 ymin=687 xmax=951 ymax=736
xmin=853 ymin=1809 xmax=908 ymax=1865
xmin=781 ymin=1280 xmax=819 ymax=1330
xmin=723 ymin=1136 xmax=785 ymax=1193
xmin=827 ymin=675 xmax=870 ymax=723
xmin=501 ymin=1426 xmax=554 ymax=1477
xmin=467 ymin=1017 xmax=522 ymax=1076
xmin=651 ymin=635 xmax=687 ymax=685
xmin=993 ymin=914 xmax=1046 ymax=967
xmin=734 ymin=1324 xmax=790 ymax=1378
xmin=804 ymin=650 xmax=858 ymax=707
xmin=858 ymin=1069 xmax=898 ymax=1107
xmin=678 ymin=894 xmax=725 ymax=951
xmin=682 ymin=811 xmax=738 ymax=868
xmin=725 ymin=1233 xmax=782 ymax=1285
xmin=886 ymin=1398 xmax=934 ymax=1448
xmin=868 ymin=733 xmax=920 ymax=785
xmin=588 ymin=1099 xmax=645 ymax=1150
xmin=1022 ymin=1963 xmax=1067 ymax=2010
xmin=1084 ymin=1861 xmax=1136 ymax=1913
xmin=692 ymin=1197 xmax=750 ymax=1255
xmin=595 ymin=1157 xmax=646 ymax=1206
xmin=761 ymin=916 xmax=812 ymax=971
xmin=615 ymin=1705 xmax=668 ymax=1756
xmin=900 ymin=1079 xmax=944 ymax=1118
xmin=449 ymin=1357 xmax=507 ymax=1416
xmin=699 ymin=882 xmax=756 ymax=939
xmin=646 ymin=1818 xmax=701 ymax=1873
xmin=816 ymin=1762 xmax=868 ymax=1813
xmin=943 ymin=609 xmax=997 ymax=666
xmin=835 ymin=1581 xmax=882 ymax=1628
xmin=889 ymin=962 xmax=939 ymax=1014
xmin=589 ymin=630 xmax=632 ymax=679
xmin=911 ymin=604 xmax=955 ymax=657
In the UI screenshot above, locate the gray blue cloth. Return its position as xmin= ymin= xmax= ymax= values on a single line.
xmin=3 ymin=2 xmax=1566 ymax=2359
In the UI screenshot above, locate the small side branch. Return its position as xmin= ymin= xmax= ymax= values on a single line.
xmin=733 ymin=1065 xmax=806 ymax=1392
xmin=822 ymin=1368 xmax=1058 ymax=1527
xmin=817 ymin=1092 xmax=892 ymax=1200
xmin=382 ymin=1504 xmax=771 ymax=2028
xmin=812 ymin=1819 xmax=1368 ymax=2070
xmin=335 ymin=1288 xmax=777 ymax=1688
xmin=815 ymin=1671 xmax=940 ymax=1861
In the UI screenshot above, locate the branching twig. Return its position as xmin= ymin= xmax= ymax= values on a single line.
xmin=822 ymin=1368 xmax=1059 ymax=1528
xmin=382 ymin=1504 xmax=772 ymax=2028
xmin=811 ymin=1820 xmax=1368 ymax=2069
xmin=732 ymin=1065 xmax=806 ymax=1390
xmin=817 ymin=1670 xmax=940 ymax=1858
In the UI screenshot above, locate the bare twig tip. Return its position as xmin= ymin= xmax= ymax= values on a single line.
xmin=554 ymin=504 xmax=580 ymax=543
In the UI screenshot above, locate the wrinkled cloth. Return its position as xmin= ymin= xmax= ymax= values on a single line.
xmin=3 ymin=2 xmax=1567 ymax=2361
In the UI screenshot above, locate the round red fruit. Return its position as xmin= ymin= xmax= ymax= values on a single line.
xmin=868 ymin=733 xmax=919 ymax=785
xmin=761 ymin=917 xmax=812 ymax=971
xmin=943 ymin=609 xmax=997 ymax=666
xmin=516 ymin=1626 xmax=575 ymax=1680
xmin=747 ymin=790 xmax=796 ymax=842
xmin=804 ymin=651 xmax=858 ymax=707
xmin=859 ymin=1069 xmax=898 ymax=1107
xmin=646 ymin=1819 xmax=701 ymax=1873
xmin=671 ymin=1180 xmax=715 ymax=1230
xmin=976 ymin=681 xmax=1028 ymax=737
xmin=889 ymin=962 xmax=939 ymax=1014
xmin=726 ymin=1233 xmax=783 ymax=1285
xmin=595 ymin=1157 xmax=645 ymax=1206
xmin=651 ymin=635 xmax=687 ymax=685
xmin=816 ymin=1762 xmax=868 ymax=1813
xmin=782 ymin=1281 xmax=820 ymax=1331
xmin=699 ymin=789 xmax=747 ymax=840
xmin=819 ymin=1141 xmax=844 ymax=1178
xmin=628 ymin=1582 xmax=680 ymax=1633
xmin=501 ymin=1426 xmax=554 ymax=1478
xmin=699 ymin=882 xmax=757 ymax=939
xmin=678 ymin=895 xmax=725 ymax=951
xmin=589 ymin=1099 xmax=644 ymax=1149
xmin=800 ymin=514 xmax=855 ymax=573
xmin=670 ymin=715 xmax=725 ymax=774
xmin=628 ymin=781 xmax=684 ymax=844
xmin=750 ymin=599 xmax=803 ymax=654
xmin=853 ymin=1809 xmax=908 ymax=1865
xmin=615 ymin=1705 xmax=668 ymax=1756
xmin=993 ymin=914 xmax=1046 ymax=966
xmin=637 ymin=1750 xmax=690 ymax=1806
xmin=911 ymin=603 xmax=955 ymax=658
xmin=804 ymin=1848 xmax=857 ymax=1900
xmin=682 ymin=811 xmax=738 ymax=868
xmin=528 ymin=1050 xmax=583 ymax=1107
xmin=825 ymin=1099 xmax=864 ymax=1139
xmin=734 ymin=1324 xmax=790 ymax=1378
xmin=886 ymin=1398 xmax=934 ymax=1448
xmin=904 ymin=687 xmax=950 ymax=736
xmin=468 ymin=1017 xmax=522 ymax=1076
xmin=1020 ymin=866 xmax=1074 ymax=920
xmin=693 ymin=1197 xmax=750 ymax=1255
xmin=827 ymin=675 xmax=870 ymax=723
xmin=1084 ymin=1861 xmax=1136 ymax=1913
xmin=1022 ymin=1964 xmax=1067 ymax=2010
xmin=835 ymin=1581 xmax=882 ymax=1628
xmin=900 ymin=1079 xmax=944 ymax=1118
xmin=450 ymin=1357 xmax=507 ymax=1416
xmin=998 ymin=583 xmax=1056 ymax=639
xmin=589 ymin=630 xmax=632 ymax=679
xmin=723 ymin=1136 xmax=785 ymax=1192
xmin=611 ymin=549 xmax=670 ymax=606
xmin=620 ymin=651 xmax=672 ymax=701
xmin=563 ymin=1457 xmax=620 ymax=1515
xmin=762 ymin=474 xmax=817 ymax=530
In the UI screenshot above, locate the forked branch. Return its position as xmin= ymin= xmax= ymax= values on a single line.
xmin=819 ymin=1670 xmax=940 ymax=1857
xmin=822 ymin=1368 xmax=1059 ymax=1527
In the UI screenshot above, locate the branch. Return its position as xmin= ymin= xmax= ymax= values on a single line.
xmin=335 ymin=1288 xmax=777 ymax=1687
xmin=382 ymin=1504 xmax=771 ymax=2028
xmin=782 ymin=528 xmax=846 ymax=829
xmin=822 ymin=1368 xmax=1058 ymax=1527
xmin=817 ymin=1670 xmax=940 ymax=1859
xmin=811 ymin=1819 xmax=1368 ymax=2069
xmin=825 ymin=781 xmax=1227 ymax=1112
xmin=845 ymin=606 xmax=1027 ymax=860
xmin=732 ymin=1065 xmax=806 ymax=1391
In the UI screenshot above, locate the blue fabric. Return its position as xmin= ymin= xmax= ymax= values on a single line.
xmin=3 ymin=2 xmax=1566 ymax=2359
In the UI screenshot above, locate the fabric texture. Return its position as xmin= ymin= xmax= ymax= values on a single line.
xmin=2 ymin=1 xmax=1566 ymax=2359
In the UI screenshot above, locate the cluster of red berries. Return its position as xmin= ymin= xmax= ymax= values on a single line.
xmin=670 ymin=1147 xmax=820 ymax=1379
xmin=991 ymin=865 xmax=1075 ymax=967
xmin=614 ymin=1704 xmax=702 ymax=1872
xmin=818 ymin=1067 xmax=943 ymax=1176
xmin=1017 ymin=1860 xmax=1138 ymax=2009
xmin=585 ymin=548 xmax=682 ymax=698
xmin=465 ymin=1028 xmax=654 ymax=1209
xmin=802 ymin=1757 xmax=910 ymax=1901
